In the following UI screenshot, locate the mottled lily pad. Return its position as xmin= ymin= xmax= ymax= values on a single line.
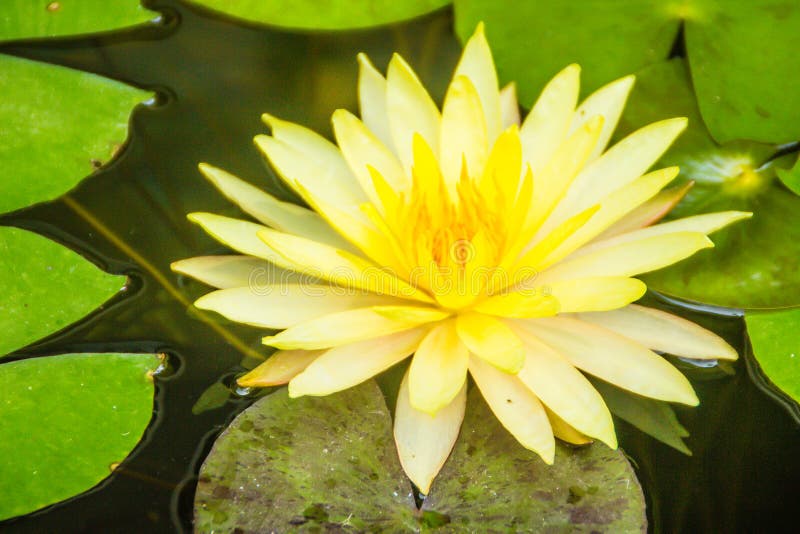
xmin=0 ymin=1 xmax=156 ymax=43
xmin=0 ymin=54 xmax=151 ymax=215
xmin=185 ymin=0 xmax=450 ymax=30
xmin=0 ymin=352 xmax=160 ymax=521
xmin=195 ymin=381 xmax=646 ymax=532
xmin=454 ymin=0 xmax=800 ymax=143
xmin=613 ymin=59 xmax=799 ymax=309
xmin=746 ymin=309 xmax=800 ymax=405
xmin=0 ymin=226 xmax=125 ymax=357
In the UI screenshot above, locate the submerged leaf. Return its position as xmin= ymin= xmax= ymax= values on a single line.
xmin=0 ymin=54 xmax=151 ymax=215
xmin=0 ymin=352 xmax=159 ymax=521
xmin=195 ymin=381 xmax=646 ymax=532
xmin=0 ymin=226 xmax=125 ymax=356
xmin=184 ymin=0 xmax=451 ymax=30
xmin=746 ymin=309 xmax=800 ymax=404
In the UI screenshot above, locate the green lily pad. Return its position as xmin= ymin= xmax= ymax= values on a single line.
xmin=0 ymin=1 xmax=156 ymax=43
xmin=612 ymin=59 xmax=800 ymax=309
xmin=184 ymin=0 xmax=451 ymax=30
xmin=777 ymin=154 xmax=800 ymax=196
xmin=0 ymin=226 xmax=125 ymax=356
xmin=453 ymin=0 xmax=800 ymax=143
xmin=195 ymin=381 xmax=646 ymax=532
xmin=746 ymin=309 xmax=800 ymax=404
xmin=0 ymin=352 xmax=160 ymax=521
xmin=0 ymin=54 xmax=151 ymax=215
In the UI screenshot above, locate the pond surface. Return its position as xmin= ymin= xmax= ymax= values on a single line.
xmin=1 ymin=1 xmax=799 ymax=532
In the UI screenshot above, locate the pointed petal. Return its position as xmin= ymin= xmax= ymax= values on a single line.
xmin=523 ymin=317 xmax=699 ymax=405
xmin=394 ymin=371 xmax=466 ymax=494
xmin=289 ymin=328 xmax=426 ymax=397
xmin=512 ymin=324 xmax=617 ymax=447
xmin=469 ymin=355 xmax=555 ymax=463
xmin=386 ymin=54 xmax=441 ymax=171
xmin=537 ymin=231 xmax=713 ymax=283
xmin=357 ymin=53 xmax=393 ymax=149
xmin=171 ymin=255 xmax=293 ymax=289
xmin=547 ymin=277 xmax=646 ymax=313
xmin=237 ymin=349 xmax=323 ymax=387
xmin=545 ymin=406 xmax=593 ymax=445
xmin=187 ymin=212 xmax=293 ymax=267
xmin=454 ymin=23 xmax=501 ymax=143
xmin=408 ymin=321 xmax=469 ymax=415
xmin=194 ymin=285 xmax=402 ymax=329
xmin=519 ymin=64 xmax=579 ymax=175
xmin=499 ymin=83 xmax=520 ymax=128
xmin=257 ymin=227 xmax=432 ymax=303
xmin=595 ymin=182 xmax=694 ymax=240
xmin=577 ymin=304 xmax=738 ymax=360
xmin=440 ymin=75 xmax=488 ymax=187
xmin=456 ymin=312 xmax=525 ymax=373
xmin=473 ymin=292 xmax=559 ymax=319
xmin=263 ymin=306 xmax=447 ymax=350
xmin=570 ymin=75 xmax=636 ymax=161
xmin=198 ymin=163 xmax=350 ymax=250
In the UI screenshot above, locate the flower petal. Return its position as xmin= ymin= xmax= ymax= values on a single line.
xmin=187 ymin=212 xmax=293 ymax=267
xmin=198 ymin=163 xmax=351 ymax=250
xmin=263 ymin=306 xmax=447 ymax=350
xmin=386 ymin=53 xmax=441 ymax=172
xmin=576 ymin=304 xmax=738 ymax=360
xmin=394 ymin=370 xmax=466 ymax=494
xmin=257 ymin=227 xmax=433 ymax=303
xmin=171 ymin=255 xmax=292 ymax=289
xmin=545 ymin=406 xmax=593 ymax=445
xmin=288 ymin=328 xmax=426 ymax=397
xmin=523 ymin=317 xmax=699 ymax=405
xmin=469 ymin=355 xmax=555 ymax=463
xmin=456 ymin=312 xmax=524 ymax=373
xmin=194 ymin=285 xmax=403 ymax=329
xmin=357 ymin=53 xmax=393 ymax=150
xmin=546 ymin=277 xmax=646 ymax=313
xmin=237 ymin=349 xmax=323 ymax=387
xmin=440 ymin=75 xmax=488 ymax=187
xmin=409 ymin=320 xmax=469 ymax=415
xmin=473 ymin=292 xmax=560 ymax=319
xmin=499 ymin=82 xmax=520 ymax=128
xmin=453 ymin=23 xmax=501 ymax=143
xmin=570 ymin=75 xmax=635 ymax=162
xmin=511 ymin=324 xmax=616 ymax=447
xmin=537 ymin=231 xmax=713 ymax=283
xmin=519 ymin=64 xmax=579 ymax=175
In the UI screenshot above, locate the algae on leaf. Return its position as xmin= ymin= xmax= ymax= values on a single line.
xmin=195 ymin=381 xmax=646 ymax=532
xmin=184 ymin=0 xmax=450 ymax=30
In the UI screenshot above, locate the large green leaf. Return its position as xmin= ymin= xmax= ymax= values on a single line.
xmin=0 ymin=226 xmax=125 ymax=356
xmin=0 ymin=352 xmax=159 ymax=521
xmin=746 ymin=309 xmax=800 ymax=404
xmin=0 ymin=0 xmax=156 ymax=43
xmin=0 ymin=54 xmax=151 ymax=215
xmin=184 ymin=0 xmax=451 ymax=30
xmin=613 ymin=59 xmax=800 ymax=308
xmin=453 ymin=0 xmax=800 ymax=143
xmin=195 ymin=381 xmax=646 ymax=532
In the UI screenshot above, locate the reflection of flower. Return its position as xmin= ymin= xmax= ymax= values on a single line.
xmin=172 ymin=24 xmax=746 ymax=493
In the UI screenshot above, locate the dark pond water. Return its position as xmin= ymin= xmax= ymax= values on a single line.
xmin=1 ymin=1 xmax=799 ymax=532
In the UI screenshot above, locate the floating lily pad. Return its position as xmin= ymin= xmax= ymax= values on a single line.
xmin=612 ymin=59 xmax=800 ymax=309
xmin=746 ymin=309 xmax=800 ymax=404
xmin=0 ymin=352 xmax=160 ymax=521
xmin=0 ymin=1 xmax=156 ymax=43
xmin=453 ymin=0 xmax=800 ymax=143
xmin=777 ymin=154 xmax=800 ymax=196
xmin=0 ymin=226 xmax=125 ymax=356
xmin=184 ymin=0 xmax=451 ymax=30
xmin=0 ymin=54 xmax=151 ymax=215
xmin=195 ymin=381 xmax=646 ymax=532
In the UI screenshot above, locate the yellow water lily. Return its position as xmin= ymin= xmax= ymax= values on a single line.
xmin=173 ymin=24 xmax=746 ymax=493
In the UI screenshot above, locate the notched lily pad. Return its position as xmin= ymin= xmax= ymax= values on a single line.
xmin=0 ymin=54 xmax=152 ymax=215
xmin=185 ymin=0 xmax=450 ymax=31
xmin=746 ymin=308 xmax=800 ymax=405
xmin=0 ymin=352 xmax=160 ymax=521
xmin=195 ymin=381 xmax=646 ymax=532
xmin=0 ymin=226 xmax=126 ymax=356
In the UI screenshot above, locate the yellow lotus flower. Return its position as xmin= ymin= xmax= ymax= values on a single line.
xmin=173 ymin=25 xmax=747 ymax=493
